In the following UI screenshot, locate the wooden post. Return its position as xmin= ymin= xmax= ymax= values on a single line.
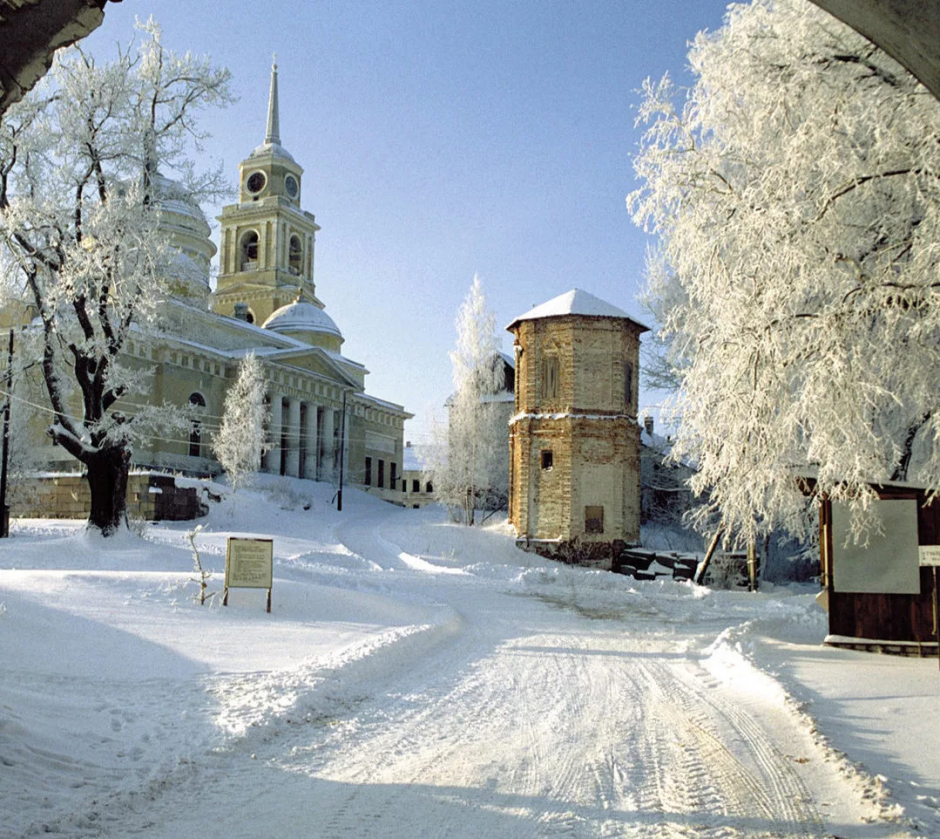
xmin=0 ymin=330 xmax=13 ymax=538
xmin=934 ymin=567 xmax=939 ymax=671
xmin=747 ymin=537 xmax=759 ymax=592
xmin=694 ymin=527 xmax=723 ymax=585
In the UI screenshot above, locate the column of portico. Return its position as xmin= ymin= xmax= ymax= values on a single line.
xmin=264 ymin=394 xmax=283 ymax=473
xmin=321 ymin=406 xmax=335 ymax=481
xmin=303 ymin=401 xmax=319 ymax=479
xmin=285 ymin=398 xmax=301 ymax=477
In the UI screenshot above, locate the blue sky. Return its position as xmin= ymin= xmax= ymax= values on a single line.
xmin=83 ymin=0 xmax=732 ymax=441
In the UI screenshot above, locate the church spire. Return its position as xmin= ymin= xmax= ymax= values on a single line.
xmin=264 ymin=55 xmax=280 ymax=146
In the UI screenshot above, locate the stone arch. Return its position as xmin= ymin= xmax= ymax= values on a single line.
xmin=239 ymin=229 xmax=260 ymax=271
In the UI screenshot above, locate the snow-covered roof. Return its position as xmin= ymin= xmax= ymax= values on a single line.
xmin=262 ymin=301 xmax=343 ymax=340
xmin=507 ymin=288 xmax=650 ymax=332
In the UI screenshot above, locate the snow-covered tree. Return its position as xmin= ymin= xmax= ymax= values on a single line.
xmin=0 ymin=20 xmax=231 ymax=534
xmin=213 ymin=353 xmax=268 ymax=492
xmin=628 ymin=0 xmax=940 ymax=541
xmin=431 ymin=276 xmax=510 ymax=525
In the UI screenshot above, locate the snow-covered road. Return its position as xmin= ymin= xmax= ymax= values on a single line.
xmin=0 ymin=484 xmax=922 ymax=838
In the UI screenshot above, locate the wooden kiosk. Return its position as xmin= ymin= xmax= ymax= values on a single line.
xmin=819 ymin=483 xmax=940 ymax=655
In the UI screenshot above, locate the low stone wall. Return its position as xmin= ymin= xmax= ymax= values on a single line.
xmin=12 ymin=472 xmax=208 ymax=522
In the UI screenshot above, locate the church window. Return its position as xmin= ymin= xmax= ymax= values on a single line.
xmin=542 ymin=356 xmax=559 ymax=400
xmin=378 ymin=459 xmax=385 ymax=488
xmin=390 ymin=462 xmax=398 ymax=489
xmin=240 ymin=231 xmax=260 ymax=271
xmin=413 ymin=479 xmax=420 ymax=493
xmin=289 ymin=235 xmax=303 ymax=276
xmin=426 ymin=481 xmax=433 ymax=493
xmin=365 ymin=457 xmax=372 ymax=486
xmin=189 ymin=393 xmax=206 ymax=458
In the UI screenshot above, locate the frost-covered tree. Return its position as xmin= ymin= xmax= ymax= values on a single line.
xmin=213 ymin=353 xmax=268 ymax=492
xmin=432 ymin=276 xmax=510 ymax=525
xmin=0 ymin=21 xmax=231 ymax=534
xmin=628 ymin=0 xmax=940 ymax=541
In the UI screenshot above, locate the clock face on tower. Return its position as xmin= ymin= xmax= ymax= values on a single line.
xmin=285 ymin=174 xmax=298 ymax=198
xmin=246 ymin=171 xmax=266 ymax=194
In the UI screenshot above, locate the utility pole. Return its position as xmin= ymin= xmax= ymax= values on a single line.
xmin=0 ymin=329 xmax=13 ymax=537
xmin=337 ymin=390 xmax=347 ymax=512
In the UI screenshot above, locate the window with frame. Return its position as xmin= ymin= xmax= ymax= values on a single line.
xmin=390 ymin=462 xmax=398 ymax=489
xmin=542 ymin=356 xmax=559 ymax=400
xmin=365 ymin=456 xmax=372 ymax=486
xmin=585 ymin=505 xmax=604 ymax=534
xmin=413 ymin=479 xmax=421 ymax=493
xmin=541 ymin=450 xmax=554 ymax=470
xmin=378 ymin=459 xmax=385 ymax=488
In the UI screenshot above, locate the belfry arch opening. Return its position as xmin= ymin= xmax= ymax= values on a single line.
xmin=240 ymin=230 xmax=259 ymax=271
xmin=289 ymin=234 xmax=303 ymax=276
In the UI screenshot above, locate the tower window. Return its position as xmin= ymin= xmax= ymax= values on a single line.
xmin=240 ymin=231 xmax=259 ymax=271
xmin=542 ymin=356 xmax=559 ymax=400
xmin=541 ymin=450 xmax=553 ymax=470
xmin=289 ymin=234 xmax=303 ymax=276
xmin=624 ymin=361 xmax=634 ymax=409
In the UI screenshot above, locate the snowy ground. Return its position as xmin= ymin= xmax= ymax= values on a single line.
xmin=1 ymin=476 xmax=937 ymax=838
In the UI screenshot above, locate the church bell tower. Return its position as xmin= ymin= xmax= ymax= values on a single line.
xmin=212 ymin=59 xmax=322 ymax=325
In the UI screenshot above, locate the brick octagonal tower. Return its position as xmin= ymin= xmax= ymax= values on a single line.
xmin=507 ymin=289 xmax=649 ymax=564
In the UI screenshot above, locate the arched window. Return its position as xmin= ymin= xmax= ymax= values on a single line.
xmin=425 ymin=481 xmax=433 ymax=494
xmin=289 ymin=234 xmax=303 ymax=276
xmin=189 ymin=393 xmax=206 ymax=458
xmin=240 ymin=231 xmax=259 ymax=271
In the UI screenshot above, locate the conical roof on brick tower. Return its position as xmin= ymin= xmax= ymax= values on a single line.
xmin=507 ymin=288 xmax=649 ymax=331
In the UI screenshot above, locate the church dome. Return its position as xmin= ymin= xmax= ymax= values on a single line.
xmin=248 ymin=140 xmax=297 ymax=164
xmin=262 ymin=300 xmax=344 ymax=349
xmin=151 ymin=173 xmax=215 ymax=305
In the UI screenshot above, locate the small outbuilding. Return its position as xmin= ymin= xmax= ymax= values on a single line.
xmin=819 ymin=483 xmax=940 ymax=655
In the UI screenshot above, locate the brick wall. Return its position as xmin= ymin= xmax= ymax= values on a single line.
xmin=12 ymin=472 xmax=208 ymax=522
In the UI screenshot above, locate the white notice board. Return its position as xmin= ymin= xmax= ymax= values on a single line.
xmin=831 ymin=500 xmax=920 ymax=594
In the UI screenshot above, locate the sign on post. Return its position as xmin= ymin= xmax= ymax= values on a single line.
xmin=919 ymin=546 xmax=940 ymax=567
xmin=223 ymin=537 xmax=273 ymax=612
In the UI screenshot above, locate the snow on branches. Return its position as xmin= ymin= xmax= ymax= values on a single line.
xmin=628 ymin=0 xmax=940 ymax=540
xmin=213 ymin=353 xmax=269 ymax=492
xmin=432 ymin=276 xmax=510 ymax=525
xmin=0 ymin=20 xmax=232 ymax=533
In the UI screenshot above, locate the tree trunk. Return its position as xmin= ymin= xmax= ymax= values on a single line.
xmin=84 ymin=444 xmax=130 ymax=535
